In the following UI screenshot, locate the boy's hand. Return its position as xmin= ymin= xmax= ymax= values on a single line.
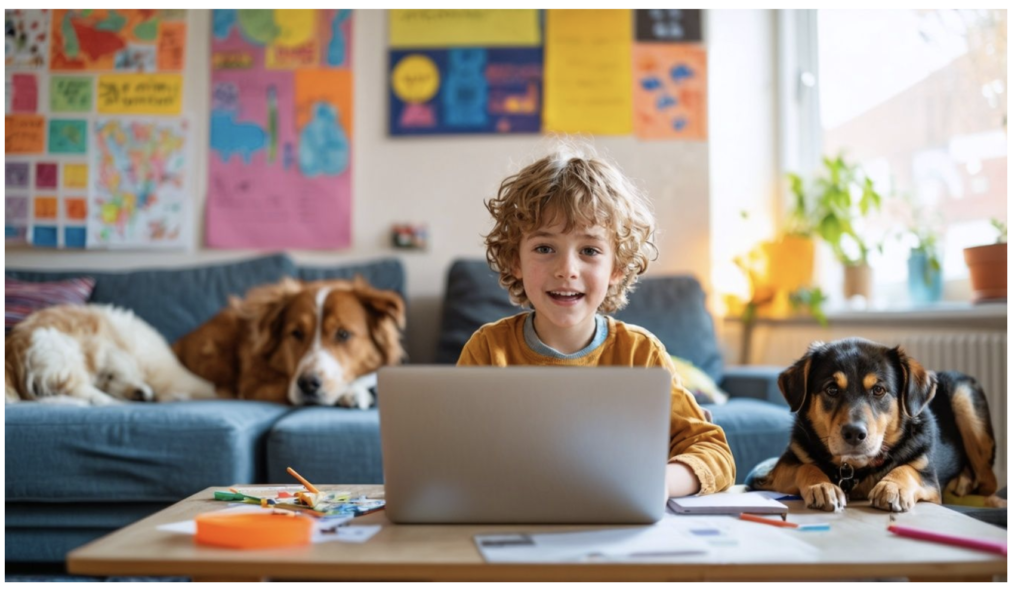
xmin=666 ymin=462 xmax=700 ymax=499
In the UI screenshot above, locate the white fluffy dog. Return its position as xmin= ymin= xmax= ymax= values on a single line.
xmin=5 ymin=304 xmax=217 ymax=406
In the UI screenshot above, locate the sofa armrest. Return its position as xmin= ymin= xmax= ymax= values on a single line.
xmin=720 ymin=366 xmax=789 ymax=408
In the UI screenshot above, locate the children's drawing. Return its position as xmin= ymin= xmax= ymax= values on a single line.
xmin=633 ymin=43 xmax=707 ymax=140
xmin=5 ymin=9 xmax=49 ymax=69
xmin=89 ymin=118 xmax=187 ymax=248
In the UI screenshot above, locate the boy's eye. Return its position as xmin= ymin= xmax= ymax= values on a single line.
xmin=581 ymin=247 xmax=600 ymax=257
xmin=534 ymin=245 xmax=553 ymax=254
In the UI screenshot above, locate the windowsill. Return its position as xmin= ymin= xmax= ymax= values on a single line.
xmin=725 ymin=301 xmax=1006 ymax=326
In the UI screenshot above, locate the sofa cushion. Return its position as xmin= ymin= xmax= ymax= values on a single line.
xmin=5 ymin=254 xmax=297 ymax=343
xmin=296 ymin=257 xmax=407 ymax=301
xmin=266 ymin=407 xmax=383 ymax=485
xmin=436 ymin=259 xmax=725 ymax=382
xmin=705 ymin=398 xmax=793 ymax=483
xmin=5 ymin=276 xmax=96 ymax=333
xmin=4 ymin=401 xmax=289 ymax=503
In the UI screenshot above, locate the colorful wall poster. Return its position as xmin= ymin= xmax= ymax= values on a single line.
xmin=389 ymin=9 xmax=541 ymax=48
xmin=389 ymin=48 xmax=542 ymax=135
xmin=5 ymin=9 xmax=49 ymax=69
xmin=633 ymin=43 xmax=707 ymax=140
xmin=96 ymin=73 xmax=183 ymax=114
xmin=206 ymin=9 xmax=354 ymax=249
xmin=49 ymin=9 xmax=186 ymax=72
xmin=6 ymin=73 xmax=39 ymax=113
xmin=89 ymin=118 xmax=188 ymax=248
xmin=543 ymin=10 xmax=633 ymax=135
xmin=635 ymin=10 xmax=702 ymax=43
xmin=5 ymin=115 xmax=46 ymax=154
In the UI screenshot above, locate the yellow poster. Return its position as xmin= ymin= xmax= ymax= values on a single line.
xmin=96 ymin=74 xmax=183 ymax=115
xmin=543 ymin=10 xmax=633 ymax=135
xmin=63 ymin=164 xmax=89 ymax=189
xmin=389 ymin=9 xmax=541 ymax=48
xmin=267 ymin=9 xmax=319 ymax=69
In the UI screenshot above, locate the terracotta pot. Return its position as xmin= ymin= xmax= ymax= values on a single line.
xmin=843 ymin=264 xmax=872 ymax=300
xmin=963 ymin=243 xmax=1007 ymax=302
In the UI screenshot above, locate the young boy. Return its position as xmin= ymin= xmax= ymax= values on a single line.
xmin=458 ymin=148 xmax=736 ymax=497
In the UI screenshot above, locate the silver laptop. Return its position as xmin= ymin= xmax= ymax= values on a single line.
xmin=378 ymin=366 xmax=671 ymax=524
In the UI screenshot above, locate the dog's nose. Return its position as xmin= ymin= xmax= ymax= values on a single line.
xmin=298 ymin=374 xmax=322 ymax=396
xmin=841 ymin=423 xmax=868 ymax=446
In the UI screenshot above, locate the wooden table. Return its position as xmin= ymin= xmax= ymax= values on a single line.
xmin=67 ymin=485 xmax=1007 ymax=581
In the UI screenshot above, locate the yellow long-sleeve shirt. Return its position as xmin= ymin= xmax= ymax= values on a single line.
xmin=456 ymin=312 xmax=735 ymax=495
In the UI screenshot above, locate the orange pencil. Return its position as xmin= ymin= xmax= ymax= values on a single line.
xmin=286 ymin=466 xmax=320 ymax=495
xmin=738 ymin=512 xmax=798 ymax=528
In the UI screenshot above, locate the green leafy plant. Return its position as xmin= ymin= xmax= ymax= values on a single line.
xmin=991 ymin=218 xmax=1007 ymax=244
xmin=787 ymin=155 xmax=883 ymax=266
xmin=789 ymin=286 xmax=828 ymax=327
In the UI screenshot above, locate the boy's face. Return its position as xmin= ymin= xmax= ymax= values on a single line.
xmin=513 ymin=216 xmax=624 ymax=337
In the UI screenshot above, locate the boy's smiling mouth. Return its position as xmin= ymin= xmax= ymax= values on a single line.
xmin=547 ymin=290 xmax=585 ymax=304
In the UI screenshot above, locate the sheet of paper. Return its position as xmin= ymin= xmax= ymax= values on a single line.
xmin=543 ymin=9 xmax=633 ymax=135
xmin=633 ymin=43 xmax=707 ymax=140
xmin=389 ymin=9 xmax=541 ymax=48
xmin=475 ymin=524 xmax=707 ymax=563
xmin=207 ymin=8 xmax=353 ymax=249
xmin=96 ymin=74 xmax=184 ymax=115
xmin=659 ymin=515 xmax=820 ymax=563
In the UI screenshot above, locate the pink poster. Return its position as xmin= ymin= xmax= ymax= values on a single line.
xmin=206 ymin=9 xmax=353 ymax=249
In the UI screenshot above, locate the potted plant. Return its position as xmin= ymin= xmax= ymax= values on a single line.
xmin=963 ymin=219 xmax=1007 ymax=303
xmin=788 ymin=155 xmax=883 ymax=300
xmin=906 ymin=228 xmax=943 ymax=305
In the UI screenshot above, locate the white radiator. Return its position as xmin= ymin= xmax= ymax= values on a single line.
xmin=733 ymin=323 xmax=1008 ymax=488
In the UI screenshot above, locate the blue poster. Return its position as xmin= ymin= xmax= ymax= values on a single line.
xmin=389 ymin=48 xmax=542 ymax=135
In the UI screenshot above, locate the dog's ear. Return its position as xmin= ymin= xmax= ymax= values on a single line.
xmin=888 ymin=345 xmax=937 ymax=417
xmin=353 ymin=276 xmax=407 ymax=365
xmin=778 ymin=341 xmax=826 ymax=412
xmin=242 ymin=278 xmax=302 ymax=359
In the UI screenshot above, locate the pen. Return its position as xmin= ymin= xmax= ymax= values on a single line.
xmin=286 ymin=466 xmax=321 ymax=495
xmin=888 ymin=524 xmax=1007 ymax=557
xmin=738 ymin=513 xmax=798 ymax=528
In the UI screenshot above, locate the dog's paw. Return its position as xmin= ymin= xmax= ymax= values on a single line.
xmin=869 ymin=479 xmax=917 ymax=512
xmin=336 ymin=385 xmax=374 ymax=410
xmin=800 ymin=482 xmax=846 ymax=511
xmin=949 ymin=468 xmax=976 ymax=497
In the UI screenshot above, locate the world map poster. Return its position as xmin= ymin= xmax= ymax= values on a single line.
xmin=206 ymin=9 xmax=353 ymax=249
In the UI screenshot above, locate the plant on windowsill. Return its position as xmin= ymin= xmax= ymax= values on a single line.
xmin=788 ymin=155 xmax=883 ymax=301
xmin=963 ymin=219 xmax=1007 ymax=303
xmin=906 ymin=226 xmax=943 ymax=305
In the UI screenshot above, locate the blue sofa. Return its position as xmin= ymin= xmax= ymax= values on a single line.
xmin=5 ymin=255 xmax=793 ymax=566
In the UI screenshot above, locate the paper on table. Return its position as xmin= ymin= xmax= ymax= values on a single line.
xmin=659 ymin=515 xmax=820 ymax=563
xmin=475 ymin=525 xmax=707 ymax=563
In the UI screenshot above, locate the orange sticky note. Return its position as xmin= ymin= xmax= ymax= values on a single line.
xmin=5 ymin=115 xmax=46 ymax=154
xmin=34 ymin=197 xmax=58 ymax=219
xmin=64 ymin=164 xmax=89 ymax=189
xmin=158 ymin=21 xmax=186 ymax=71
xmin=65 ymin=198 xmax=87 ymax=221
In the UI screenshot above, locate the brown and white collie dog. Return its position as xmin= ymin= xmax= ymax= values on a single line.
xmin=173 ymin=276 xmax=405 ymax=408
xmin=5 ymin=304 xmax=218 ymax=406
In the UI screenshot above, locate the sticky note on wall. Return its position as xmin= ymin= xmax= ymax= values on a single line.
xmin=97 ymin=74 xmax=183 ymax=115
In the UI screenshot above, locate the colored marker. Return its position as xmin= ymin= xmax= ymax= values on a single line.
xmin=286 ymin=466 xmax=321 ymax=494
xmin=888 ymin=524 xmax=1007 ymax=557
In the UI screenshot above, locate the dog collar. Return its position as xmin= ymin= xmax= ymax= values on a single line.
xmin=835 ymin=462 xmax=858 ymax=495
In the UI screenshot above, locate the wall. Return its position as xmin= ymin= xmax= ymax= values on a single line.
xmin=7 ymin=10 xmax=780 ymax=363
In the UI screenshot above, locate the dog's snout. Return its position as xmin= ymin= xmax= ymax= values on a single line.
xmin=841 ymin=423 xmax=868 ymax=446
xmin=298 ymin=374 xmax=322 ymax=396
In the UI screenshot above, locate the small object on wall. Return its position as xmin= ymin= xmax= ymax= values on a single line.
xmin=391 ymin=223 xmax=428 ymax=250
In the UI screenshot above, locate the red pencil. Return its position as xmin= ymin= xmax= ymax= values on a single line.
xmin=738 ymin=512 xmax=798 ymax=528
xmin=888 ymin=524 xmax=1007 ymax=557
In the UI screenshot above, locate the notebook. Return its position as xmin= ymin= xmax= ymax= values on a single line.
xmin=668 ymin=491 xmax=791 ymax=518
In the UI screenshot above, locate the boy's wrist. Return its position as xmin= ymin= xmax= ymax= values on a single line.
xmin=666 ymin=461 xmax=700 ymax=498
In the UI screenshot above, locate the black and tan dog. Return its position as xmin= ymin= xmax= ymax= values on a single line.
xmin=751 ymin=338 xmax=1001 ymax=512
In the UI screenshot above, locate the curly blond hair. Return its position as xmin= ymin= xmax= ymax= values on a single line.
xmin=484 ymin=147 xmax=658 ymax=313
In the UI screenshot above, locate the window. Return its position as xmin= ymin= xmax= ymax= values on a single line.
xmin=792 ymin=9 xmax=1006 ymax=305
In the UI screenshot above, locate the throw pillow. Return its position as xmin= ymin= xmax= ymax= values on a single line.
xmin=5 ymin=276 xmax=96 ymax=334
xmin=670 ymin=355 xmax=729 ymax=405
